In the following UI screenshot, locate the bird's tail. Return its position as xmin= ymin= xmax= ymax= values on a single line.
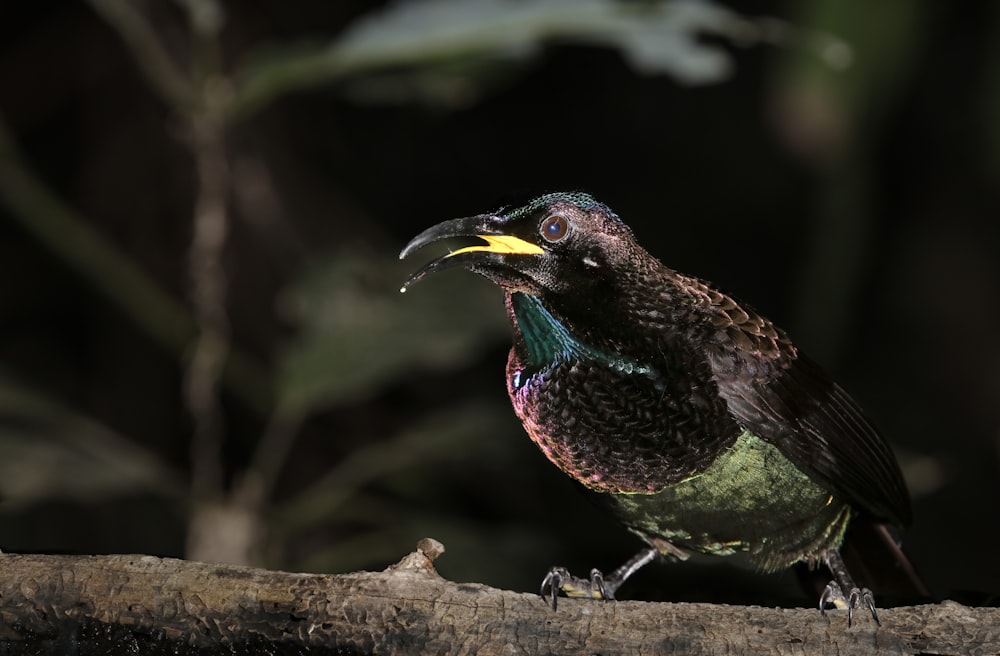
xmin=839 ymin=518 xmax=933 ymax=603
xmin=797 ymin=518 xmax=932 ymax=605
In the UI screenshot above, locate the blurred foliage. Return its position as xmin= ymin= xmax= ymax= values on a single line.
xmin=0 ymin=372 xmax=184 ymax=509
xmin=277 ymin=249 xmax=508 ymax=414
xmin=0 ymin=0 xmax=997 ymax=605
xmin=270 ymin=401 xmax=526 ymax=572
xmin=235 ymin=0 xmax=827 ymax=115
xmin=3 ymin=0 xmax=799 ymax=570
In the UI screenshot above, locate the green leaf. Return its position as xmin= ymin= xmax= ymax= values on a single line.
xmin=233 ymin=0 xmax=773 ymax=115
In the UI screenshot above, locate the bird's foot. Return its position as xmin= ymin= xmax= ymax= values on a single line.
xmin=539 ymin=547 xmax=659 ymax=610
xmin=819 ymin=581 xmax=879 ymax=627
xmin=539 ymin=567 xmax=611 ymax=610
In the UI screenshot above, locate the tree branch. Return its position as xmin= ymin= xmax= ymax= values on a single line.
xmin=0 ymin=114 xmax=272 ymax=415
xmin=85 ymin=0 xmax=197 ymax=112
xmin=0 ymin=540 xmax=995 ymax=655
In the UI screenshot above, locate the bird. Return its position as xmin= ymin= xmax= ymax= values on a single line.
xmin=399 ymin=191 xmax=925 ymax=624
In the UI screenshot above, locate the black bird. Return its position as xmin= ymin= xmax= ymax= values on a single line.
xmin=400 ymin=192 xmax=924 ymax=624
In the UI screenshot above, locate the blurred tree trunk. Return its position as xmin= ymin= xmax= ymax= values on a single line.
xmin=0 ymin=542 xmax=995 ymax=656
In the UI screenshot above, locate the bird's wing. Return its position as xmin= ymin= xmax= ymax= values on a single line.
xmin=693 ymin=284 xmax=911 ymax=527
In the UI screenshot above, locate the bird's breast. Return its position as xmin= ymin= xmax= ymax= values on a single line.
xmin=506 ymin=348 xmax=737 ymax=494
xmin=504 ymin=292 xmax=740 ymax=494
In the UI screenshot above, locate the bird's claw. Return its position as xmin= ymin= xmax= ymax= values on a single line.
xmin=819 ymin=581 xmax=880 ymax=627
xmin=539 ymin=547 xmax=660 ymax=610
xmin=539 ymin=566 xmax=613 ymax=610
xmin=539 ymin=567 xmax=564 ymax=610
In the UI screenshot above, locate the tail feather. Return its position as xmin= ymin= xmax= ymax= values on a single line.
xmin=839 ymin=519 xmax=932 ymax=603
xmin=796 ymin=518 xmax=932 ymax=606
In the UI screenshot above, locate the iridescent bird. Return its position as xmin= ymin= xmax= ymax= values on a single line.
xmin=400 ymin=192 xmax=924 ymax=624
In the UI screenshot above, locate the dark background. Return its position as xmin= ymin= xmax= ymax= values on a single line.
xmin=1 ymin=0 xmax=998 ymax=607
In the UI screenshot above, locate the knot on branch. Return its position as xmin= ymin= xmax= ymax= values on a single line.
xmin=385 ymin=537 xmax=445 ymax=577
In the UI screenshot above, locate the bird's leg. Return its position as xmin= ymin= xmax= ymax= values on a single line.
xmin=819 ymin=549 xmax=879 ymax=627
xmin=540 ymin=547 xmax=658 ymax=610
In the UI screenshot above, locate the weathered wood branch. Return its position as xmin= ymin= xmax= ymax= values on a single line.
xmin=0 ymin=539 xmax=996 ymax=655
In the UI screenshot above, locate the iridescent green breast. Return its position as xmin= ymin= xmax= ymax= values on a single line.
xmin=603 ymin=430 xmax=853 ymax=571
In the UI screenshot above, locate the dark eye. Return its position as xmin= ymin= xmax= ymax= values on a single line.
xmin=540 ymin=214 xmax=569 ymax=242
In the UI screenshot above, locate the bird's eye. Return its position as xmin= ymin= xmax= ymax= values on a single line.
xmin=540 ymin=215 xmax=569 ymax=242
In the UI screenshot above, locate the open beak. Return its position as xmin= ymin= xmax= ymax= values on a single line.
xmin=399 ymin=214 xmax=542 ymax=292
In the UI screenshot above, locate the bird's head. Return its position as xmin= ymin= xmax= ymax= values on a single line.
xmin=400 ymin=192 xmax=647 ymax=303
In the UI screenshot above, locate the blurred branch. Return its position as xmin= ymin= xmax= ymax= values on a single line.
xmin=170 ymin=0 xmax=248 ymax=562
xmin=1 ymin=548 xmax=995 ymax=655
xmin=184 ymin=106 xmax=231 ymax=507
xmin=0 ymin=117 xmax=190 ymax=366
xmin=85 ymin=0 xmax=196 ymax=112
xmin=181 ymin=0 xmax=232 ymax=509
xmin=84 ymin=0 xmax=295 ymax=565
xmin=0 ymin=115 xmax=271 ymax=414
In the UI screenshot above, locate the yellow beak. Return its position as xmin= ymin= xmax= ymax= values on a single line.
xmin=448 ymin=234 xmax=544 ymax=257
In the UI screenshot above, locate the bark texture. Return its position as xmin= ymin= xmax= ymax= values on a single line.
xmin=0 ymin=540 xmax=996 ymax=655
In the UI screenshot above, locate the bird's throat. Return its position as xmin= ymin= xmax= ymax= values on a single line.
xmin=510 ymin=293 xmax=581 ymax=372
xmin=506 ymin=292 xmax=703 ymax=494
xmin=509 ymin=293 xmax=655 ymax=381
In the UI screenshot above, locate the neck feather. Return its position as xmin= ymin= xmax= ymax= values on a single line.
xmin=509 ymin=292 xmax=656 ymax=379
